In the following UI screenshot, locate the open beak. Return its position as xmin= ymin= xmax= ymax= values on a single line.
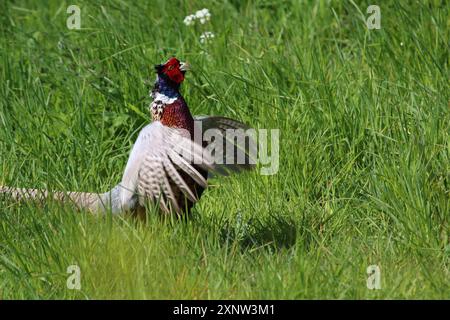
xmin=179 ymin=61 xmax=190 ymax=72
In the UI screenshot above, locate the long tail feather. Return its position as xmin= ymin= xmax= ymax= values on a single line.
xmin=0 ymin=185 xmax=108 ymax=213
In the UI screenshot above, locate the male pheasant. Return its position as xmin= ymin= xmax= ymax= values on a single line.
xmin=0 ymin=57 xmax=254 ymax=217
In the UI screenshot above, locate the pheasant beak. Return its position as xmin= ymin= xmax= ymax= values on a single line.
xmin=179 ymin=61 xmax=190 ymax=72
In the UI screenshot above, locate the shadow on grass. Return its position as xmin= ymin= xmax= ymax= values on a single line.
xmin=218 ymin=213 xmax=304 ymax=251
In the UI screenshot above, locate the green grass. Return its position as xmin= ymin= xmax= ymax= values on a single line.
xmin=0 ymin=0 xmax=448 ymax=299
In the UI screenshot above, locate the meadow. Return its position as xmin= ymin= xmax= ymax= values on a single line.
xmin=0 ymin=0 xmax=448 ymax=299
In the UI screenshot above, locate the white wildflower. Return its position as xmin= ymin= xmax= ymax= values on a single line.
xmin=183 ymin=14 xmax=196 ymax=26
xmin=195 ymin=8 xmax=211 ymax=24
xmin=200 ymin=31 xmax=215 ymax=44
xmin=184 ymin=8 xmax=211 ymax=26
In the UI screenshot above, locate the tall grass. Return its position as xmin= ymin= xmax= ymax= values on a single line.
xmin=0 ymin=0 xmax=448 ymax=299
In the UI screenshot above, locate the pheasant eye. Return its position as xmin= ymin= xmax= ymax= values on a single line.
xmin=167 ymin=65 xmax=175 ymax=71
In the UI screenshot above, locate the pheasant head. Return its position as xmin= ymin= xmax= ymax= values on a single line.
xmin=150 ymin=57 xmax=194 ymax=134
xmin=154 ymin=57 xmax=189 ymax=85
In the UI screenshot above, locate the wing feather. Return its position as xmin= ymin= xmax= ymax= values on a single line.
xmin=119 ymin=121 xmax=210 ymax=214
xmin=167 ymin=150 xmax=208 ymax=188
xmin=163 ymin=159 xmax=198 ymax=202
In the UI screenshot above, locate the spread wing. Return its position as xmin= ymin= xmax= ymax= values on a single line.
xmin=119 ymin=121 xmax=213 ymax=214
xmin=193 ymin=116 xmax=257 ymax=175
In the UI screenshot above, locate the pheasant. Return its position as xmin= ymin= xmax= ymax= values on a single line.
xmin=0 ymin=57 xmax=254 ymax=217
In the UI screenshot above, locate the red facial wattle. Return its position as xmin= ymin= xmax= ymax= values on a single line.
xmin=165 ymin=66 xmax=185 ymax=84
xmin=162 ymin=58 xmax=185 ymax=84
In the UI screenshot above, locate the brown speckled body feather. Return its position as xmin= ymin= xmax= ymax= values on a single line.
xmin=160 ymin=98 xmax=194 ymax=135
